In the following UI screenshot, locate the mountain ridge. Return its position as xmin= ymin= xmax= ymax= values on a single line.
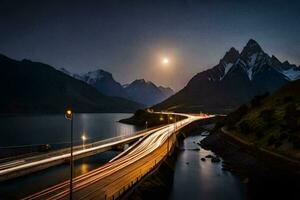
xmin=59 ymin=69 xmax=175 ymax=106
xmin=153 ymin=39 xmax=300 ymax=113
xmin=0 ymin=54 xmax=144 ymax=113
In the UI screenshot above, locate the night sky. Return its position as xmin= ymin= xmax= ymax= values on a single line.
xmin=1 ymin=0 xmax=300 ymax=90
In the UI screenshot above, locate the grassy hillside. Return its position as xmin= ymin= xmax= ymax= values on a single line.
xmin=219 ymin=79 xmax=300 ymax=159
xmin=0 ymin=54 xmax=144 ymax=113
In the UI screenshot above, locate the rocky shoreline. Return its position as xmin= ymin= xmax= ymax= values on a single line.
xmin=201 ymin=130 xmax=300 ymax=200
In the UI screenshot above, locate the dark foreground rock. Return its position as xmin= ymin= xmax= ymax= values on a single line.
xmin=211 ymin=156 xmax=221 ymax=163
xmin=201 ymin=132 xmax=300 ymax=200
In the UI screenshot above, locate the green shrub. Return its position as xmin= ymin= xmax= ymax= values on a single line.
xmin=284 ymin=104 xmax=300 ymax=131
xmin=279 ymin=133 xmax=288 ymax=141
xmin=283 ymin=96 xmax=293 ymax=103
xmin=275 ymin=141 xmax=283 ymax=148
xmin=225 ymin=104 xmax=249 ymax=128
xmin=292 ymin=136 xmax=300 ymax=149
xmin=268 ymin=135 xmax=276 ymax=146
xmin=238 ymin=120 xmax=252 ymax=134
xmin=259 ymin=108 xmax=274 ymax=123
xmin=250 ymin=92 xmax=270 ymax=108
xmin=255 ymin=130 xmax=264 ymax=139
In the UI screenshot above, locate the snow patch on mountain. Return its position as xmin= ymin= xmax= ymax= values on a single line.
xmin=247 ymin=68 xmax=253 ymax=80
xmin=224 ymin=63 xmax=234 ymax=75
xmin=220 ymin=62 xmax=234 ymax=80
xmin=83 ymin=70 xmax=105 ymax=84
xmin=282 ymin=68 xmax=300 ymax=81
xmin=249 ymin=53 xmax=257 ymax=66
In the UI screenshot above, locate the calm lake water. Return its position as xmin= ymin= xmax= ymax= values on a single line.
xmin=0 ymin=114 xmax=246 ymax=199
xmin=168 ymin=134 xmax=247 ymax=200
xmin=0 ymin=113 xmax=140 ymax=199
xmin=0 ymin=113 xmax=140 ymax=147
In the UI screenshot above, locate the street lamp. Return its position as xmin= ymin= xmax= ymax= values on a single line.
xmin=174 ymin=115 xmax=177 ymax=130
xmin=81 ymin=134 xmax=87 ymax=149
xmin=65 ymin=109 xmax=73 ymax=200
xmin=159 ymin=116 xmax=164 ymax=121
xmin=145 ymin=121 xmax=148 ymax=130
xmin=167 ymin=115 xmax=171 ymax=154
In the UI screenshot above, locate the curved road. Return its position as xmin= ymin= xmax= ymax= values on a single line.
xmin=23 ymin=113 xmax=210 ymax=200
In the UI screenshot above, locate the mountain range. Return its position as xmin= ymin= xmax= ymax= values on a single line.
xmin=59 ymin=69 xmax=174 ymax=106
xmin=153 ymin=39 xmax=300 ymax=113
xmin=0 ymin=54 xmax=144 ymax=113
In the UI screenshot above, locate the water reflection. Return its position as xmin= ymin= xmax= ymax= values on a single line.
xmin=169 ymin=135 xmax=247 ymax=200
xmin=79 ymin=163 xmax=90 ymax=174
xmin=0 ymin=113 xmax=140 ymax=199
xmin=0 ymin=113 xmax=140 ymax=147
xmin=0 ymin=151 xmax=119 ymax=199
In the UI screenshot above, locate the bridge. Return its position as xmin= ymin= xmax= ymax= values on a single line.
xmin=19 ymin=112 xmax=212 ymax=200
xmin=0 ymin=112 xmax=212 ymax=199
xmin=0 ymin=126 xmax=165 ymax=182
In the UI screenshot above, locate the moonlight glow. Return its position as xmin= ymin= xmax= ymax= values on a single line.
xmin=162 ymin=58 xmax=169 ymax=65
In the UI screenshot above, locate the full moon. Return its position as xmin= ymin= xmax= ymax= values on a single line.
xmin=162 ymin=57 xmax=169 ymax=65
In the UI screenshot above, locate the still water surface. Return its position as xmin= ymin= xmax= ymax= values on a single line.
xmin=0 ymin=114 xmax=246 ymax=199
xmin=168 ymin=134 xmax=247 ymax=200
xmin=0 ymin=113 xmax=139 ymax=199
xmin=0 ymin=113 xmax=140 ymax=147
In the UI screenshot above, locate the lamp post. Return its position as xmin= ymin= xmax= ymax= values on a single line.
xmin=159 ymin=116 xmax=164 ymax=122
xmin=175 ymin=115 xmax=177 ymax=130
xmin=145 ymin=121 xmax=148 ymax=130
xmin=81 ymin=134 xmax=86 ymax=149
xmin=167 ymin=115 xmax=172 ymax=154
xmin=65 ymin=109 xmax=73 ymax=200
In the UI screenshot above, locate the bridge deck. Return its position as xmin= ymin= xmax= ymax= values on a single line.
xmin=0 ymin=126 xmax=164 ymax=182
xmin=23 ymin=113 xmax=208 ymax=200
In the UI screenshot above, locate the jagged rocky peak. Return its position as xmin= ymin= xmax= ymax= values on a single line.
xmin=211 ymin=47 xmax=239 ymax=81
xmin=135 ymin=79 xmax=146 ymax=83
xmin=83 ymin=69 xmax=113 ymax=83
xmin=283 ymin=60 xmax=290 ymax=65
xmin=130 ymin=79 xmax=157 ymax=87
xmin=221 ymin=47 xmax=240 ymax=64
xmin=269 ymin=55 xmax=282 ymax=67
xmin=129 ymin=79 xmax=147 ymax=86
xmin=240 ymin=39 xmax=263 ymax=57
xmin=86 ymin=69 xmax=112 ymax=77
xmin=236 ymin=39 xmax=270 ymax=75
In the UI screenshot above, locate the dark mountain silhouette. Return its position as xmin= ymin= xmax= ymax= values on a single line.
xmin=60 ymin=69 xmax=174 ymax=106
xmin=153 ymin=39 xmax=300 ymax=113
xmin=124 ymin=79 xmax=174 ymax=106
xmin=80 ymin=69 xmax=128 ymax=98
xmin=0 ymin=54 xmax=144 ymax=113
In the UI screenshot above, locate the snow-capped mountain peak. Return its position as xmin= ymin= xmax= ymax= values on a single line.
xmin=154 ymin=39 xmax=299 ymax=113
xmin=240 ymin=39 xmax=263 ymax=57
xmin=82 ymin=69 xmax=113 ymax=84
xmin=204 ymin=39 xmax=300 ymax=83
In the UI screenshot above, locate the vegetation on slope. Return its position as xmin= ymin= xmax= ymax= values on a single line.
xmin=217 ymin=79 xmax=300 ymax=159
